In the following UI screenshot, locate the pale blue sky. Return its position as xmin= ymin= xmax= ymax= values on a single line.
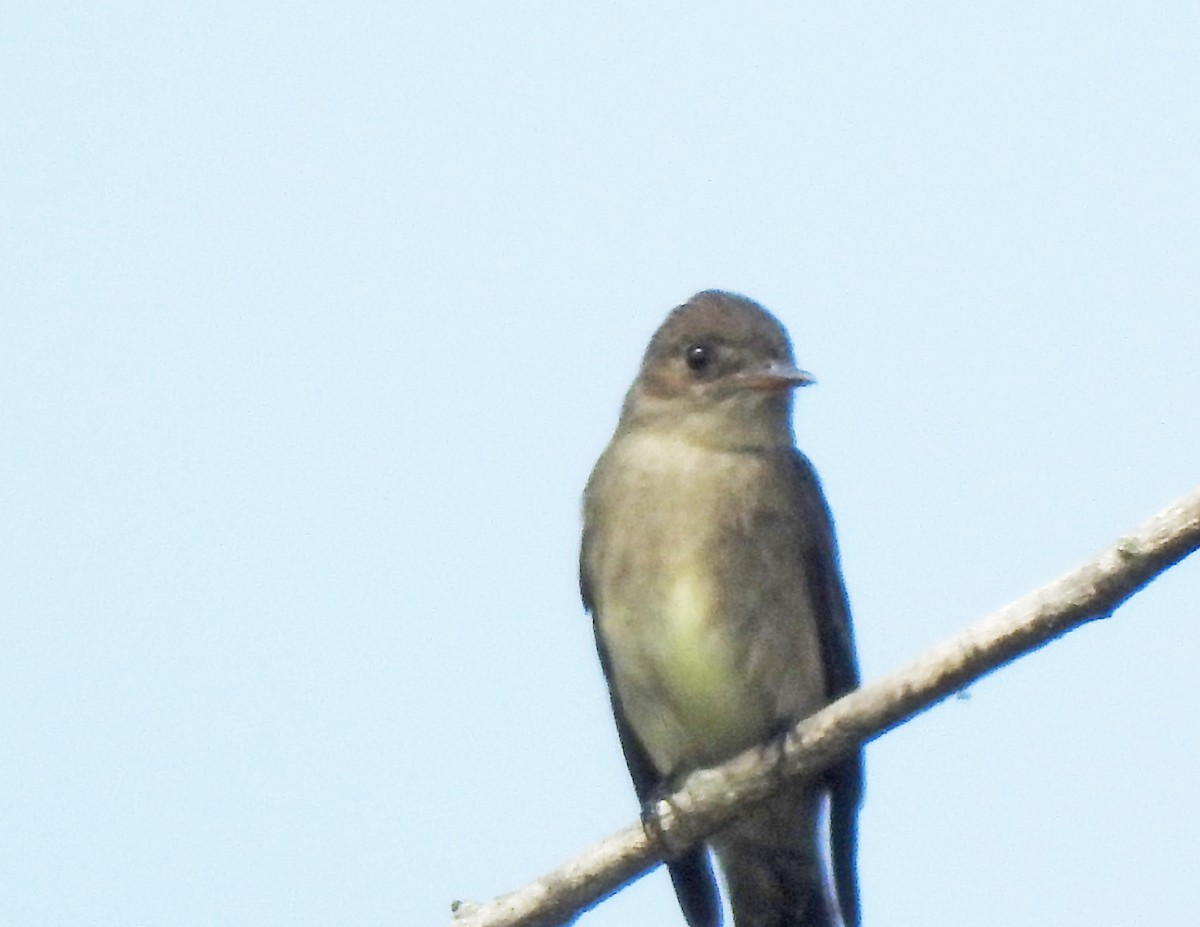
xmin=3 ymin=3 xmax=1199 ymax=926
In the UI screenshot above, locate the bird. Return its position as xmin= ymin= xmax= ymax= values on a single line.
xmin=580 ymin=290 xmax=862 ymax=927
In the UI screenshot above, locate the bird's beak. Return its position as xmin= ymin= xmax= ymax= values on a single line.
xmin=736 ymin=361 xmax=817 ymax=392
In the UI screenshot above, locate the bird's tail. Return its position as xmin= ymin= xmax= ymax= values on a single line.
xmin=712 ymin=788 xmax=842 ymax=927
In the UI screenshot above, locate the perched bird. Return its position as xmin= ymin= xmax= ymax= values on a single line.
xmin=581 ymin=291 xmax=862 ymax=927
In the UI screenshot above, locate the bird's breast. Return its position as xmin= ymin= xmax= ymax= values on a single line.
xmin=601 ymin=564 xmax=768 ymax=774
xmin=589 ymin=432 xmax=786 ymax=773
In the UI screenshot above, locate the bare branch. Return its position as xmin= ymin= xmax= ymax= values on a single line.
xmin=450 ymin=483 xmax=1200 ymax=927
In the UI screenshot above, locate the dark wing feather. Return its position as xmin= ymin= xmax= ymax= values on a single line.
xmin=791 ymin=452 xmax=864 ymax=927
xmin=581 ymin=531 xmax=722 ymax=927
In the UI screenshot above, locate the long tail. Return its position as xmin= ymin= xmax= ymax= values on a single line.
xmin=712 ymin=789 xmax=841 ymax=927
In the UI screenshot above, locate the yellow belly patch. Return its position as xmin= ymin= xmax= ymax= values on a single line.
xmin=653 ymin=570 xmax=762 ymax=762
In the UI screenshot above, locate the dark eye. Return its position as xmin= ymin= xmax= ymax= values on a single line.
xmin=685 ymin=344 xmax=711 ymax=372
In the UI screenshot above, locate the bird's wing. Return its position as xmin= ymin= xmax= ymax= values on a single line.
xmin=790 ymin=451 xmax=864 ymax=927
xmin=581 ymin=536 xmax=721 ymax=927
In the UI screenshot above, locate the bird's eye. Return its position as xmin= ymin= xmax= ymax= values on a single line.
xmin=685 ymin=344 xmax=711 ymax=372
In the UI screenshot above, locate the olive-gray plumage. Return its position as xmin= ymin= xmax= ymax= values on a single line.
xmin=581 ymin=291 xmax=862 ymax=927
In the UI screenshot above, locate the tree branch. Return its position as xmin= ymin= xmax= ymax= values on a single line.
xmin=450 ymin=483 xmax=1200 ymax=927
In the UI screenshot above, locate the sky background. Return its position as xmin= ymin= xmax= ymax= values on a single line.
xmin=3 ymin=3 xmax=1199 ymax=926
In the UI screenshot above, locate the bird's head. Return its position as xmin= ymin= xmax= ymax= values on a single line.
xmin=621 ymin=290 xmax=814 ymax=450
